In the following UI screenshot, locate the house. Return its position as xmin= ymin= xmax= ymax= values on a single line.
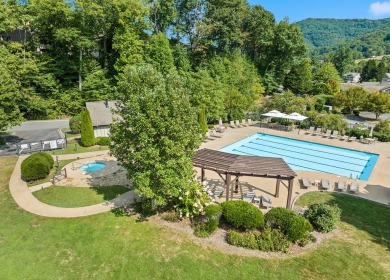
xmin=343 ymin=72 xmax=361 ymax=83
xmin=85 ymin=100 xmax=119 ymax=138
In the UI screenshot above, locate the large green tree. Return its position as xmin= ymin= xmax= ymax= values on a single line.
xmin=363 ymin=91 xmax=390 ymax=119
xmin=313 ymin=62 xmax=341 ymax=95
xmin=110 ymin=65 xmax=201 ymax=206
xmin=147 ymin=33 xmax=174 ymax=74
xmin=334 ymin=87 xmax=367 ymax=114
xmin=284 ymin=58 xmax=313 ymax=95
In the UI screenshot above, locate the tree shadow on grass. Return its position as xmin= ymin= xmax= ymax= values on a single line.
xmin=90 ymin=185 xmax=129 ymax=201
xmin=303 ymin=191 xmax=390 ymax=251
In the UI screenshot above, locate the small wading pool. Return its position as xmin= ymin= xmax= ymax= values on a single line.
xmin=220 ymin=133 xmax=379 ymax=181
xmin=80 ymin=162 xmax=106 ymax=173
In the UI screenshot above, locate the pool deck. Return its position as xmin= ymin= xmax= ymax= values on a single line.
xmin=199 ymin=124 xmax=390 ymax=208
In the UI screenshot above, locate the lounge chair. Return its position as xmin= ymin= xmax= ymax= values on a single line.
xmin=301 ymin=177 xmax=313 ymax=188
xmin=213 ymin=189 xmax=224 ymax=198
xmin=348 ymin=136 xmax=356 ymax=141
xmin=321 ymin=179 xmax=331 ymax=190
xmin=337 ymin=180 xmax=347 ymax=191
xmin=242 ymin=192 xmax=255 ymax=203
xmin=241 ymin=119 xmax=248 ymax=127
xmin=323 ymin=129 xmax=331 ymax=138
xmin=330 ymin=131 xmax=339 ymax=139
xmin=306 ymin=126 xmax=315 ymax=134
xmin=215 ymin=125 xmax=225 ymax=133
xmin=247 ymin=119 xmax=256 ymax=126
xmin=235 ymin=120 xmax=243 ymax=128
xmin=205 ymin=132 xmax=214 ymax=141
xmin=349 ymin=182 xmax=360 ymax=193
xmin=229 ymin=121 xmax=236 ymax=128
xmin=261 ymin=195 xmax=272 ymax=208
xmin=340 ymin=135 xmax=349 ymax=141
xmin=209 ymin=130 xmax=222 ymax=138
xmin=312 ymin=127 xmax=322 ymax=136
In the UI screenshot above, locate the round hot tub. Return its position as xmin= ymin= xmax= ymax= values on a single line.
xmin=79 ymin=162 xmax=106 ymax=173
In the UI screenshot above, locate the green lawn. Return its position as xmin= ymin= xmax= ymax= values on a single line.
xmin=1 ymin=157 xmax=389 ymax=279
xmin=47 ymin=137 xmax=109 ymax=155
xmin=33 ymin=185 xmax=130 ymax=207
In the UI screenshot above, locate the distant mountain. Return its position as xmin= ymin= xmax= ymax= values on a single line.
xmin=296 ymin=18 xmax=390 ymax=49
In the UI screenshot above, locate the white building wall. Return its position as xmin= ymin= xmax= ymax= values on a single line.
xmin=93 ymin=126 xmax=110 ymax=138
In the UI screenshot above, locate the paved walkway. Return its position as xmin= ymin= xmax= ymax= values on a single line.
xmin=9 ymin=151 xmax=138 ymax=218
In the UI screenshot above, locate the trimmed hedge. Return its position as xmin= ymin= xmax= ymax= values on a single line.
xmin=304 ymin=203 xmax=341 ymax=233
xmin=69 ymin=114 xmax=81 ymax=134
xmin=21 ymin=154 xmax=51 ymax=181
xmin=95 ymin=137 xmax=111 ymax=146
xmin=34 ymin=152 xmax=54 ymax=168
xmin=265 ymin=207 xmax=312 ymax=242
xmin=221 ymin=200 xmax=264 ymax=230
xmin=204 ymin=204 xmax=223 ymax=218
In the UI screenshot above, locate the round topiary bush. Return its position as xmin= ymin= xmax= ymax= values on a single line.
xmin=34 ymin=152 xmax=54 ymax=168
xmin=69 ymin=114 xmax=82 ymax=134
xmin=221 ymin=200 xmax=264 ymax=230
xmin=265 ymin=207 xmax=312 ymax=242
xmin=304 ymin=203 xmax=341 ymax=233
xmin=21 ymin=155 xmax=51 ymax=181
xmin=204 ymin=204 xmax=223 ymax=218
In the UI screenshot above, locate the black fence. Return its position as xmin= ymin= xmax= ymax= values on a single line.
xmin=16 ymin=138 xmax=67 ymax=155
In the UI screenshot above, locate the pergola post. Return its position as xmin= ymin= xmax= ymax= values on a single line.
xmin=225 ymin=173 xmax=231 ymax=201
xmin=201 ymin=168 xmax=205 ymax=182
xmin=234 ymin=177 xmax=239 ymax=193
xmin=286 ymin=178 xmax=294 ymax=209
xmin=275 ymin=179 xmax=281 ymax=198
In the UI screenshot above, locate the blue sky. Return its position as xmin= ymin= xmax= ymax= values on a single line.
xmin=249 ymin=0 xmax=390 ymax=22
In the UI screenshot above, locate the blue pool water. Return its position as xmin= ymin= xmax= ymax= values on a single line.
xmin=80 ymin=162 xmax=106 ymax=172
xmin=220 ymin=133 xmax=379 ymax=181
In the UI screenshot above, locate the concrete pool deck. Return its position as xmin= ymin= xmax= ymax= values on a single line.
xmin=199 ymin=124 xmax=390 ymax=208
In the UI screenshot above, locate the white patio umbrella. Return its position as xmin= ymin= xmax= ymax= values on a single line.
xmin=261 ymin=110 xmax=287 ymax=118
xmin=284 ymin=112 xmax=308 ymax=134
xmin=369 ymin=126 xmax=374 ymax=137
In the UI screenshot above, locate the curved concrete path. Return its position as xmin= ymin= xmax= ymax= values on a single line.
xmin=9 ymin=151 xmax=138 ymax=218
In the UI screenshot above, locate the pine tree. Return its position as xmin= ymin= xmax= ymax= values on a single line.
xmin=80 ymin=108 xmax=95 ymax=147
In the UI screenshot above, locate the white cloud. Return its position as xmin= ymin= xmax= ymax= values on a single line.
xmin=370 ymin=1 xmax=390 ymax=16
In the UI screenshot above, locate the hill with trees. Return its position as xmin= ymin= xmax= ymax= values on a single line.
xmin=296 ymin=17 xmax=390 ymax=50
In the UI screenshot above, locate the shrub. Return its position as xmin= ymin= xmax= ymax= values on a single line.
xmin=161 ymin=211 xmax=180 ymax=222
xmin=21 ymin=155 xmax=51 ymax=181
xmin=34 ymin=152 xmax=54 ymax=168
xmin=227 ymin=230 xmax=259 ymax=250
xmin=80 ymin=108 xmax=95 ymax=147
xmin=257 ymin=226 xmax=291 ymax=253
xmin=297 ymin=233 xmax=317 ymax=247
xmin=222 ymin=200 xmax=264 ymax=230
xmin=204 ymin=204 xmax=223 ymax=218
xmin=194 ymin=218 xmax=219 ymax=238
xmin=0 ymin=137 xmax=5 ymax=146
xmin=265 ymin=207 xmax=312 ymax=242
xmin=304 ymin=203 xmax=341 ymax=233
xmin=69 ymin=114 xmax=81 ymax=134
xmin=95 ymin=137 xmax=111 ymax=146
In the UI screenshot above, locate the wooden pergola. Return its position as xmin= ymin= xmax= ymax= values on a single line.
xmin=192 ymin=149 xmax=297 ymax=209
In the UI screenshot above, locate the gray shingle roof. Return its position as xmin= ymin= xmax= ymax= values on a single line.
xmin=86 ymin=101 xmax=118 ymax=127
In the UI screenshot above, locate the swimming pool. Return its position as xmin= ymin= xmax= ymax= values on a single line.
xmin=80 ymin=162 xmax=106 ymax=173
xmin=220 ymin=133 xmax=379 ymax=181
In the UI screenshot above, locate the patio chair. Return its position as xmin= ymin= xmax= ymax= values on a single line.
xmin=301 ymin=177 xmax=313 ymax=188
xmin=248 ymin=119 xmax=256 ymax=126
xmin=312 ymin=127 xmax=322 ymax=136
xmin=348 ymin=136 xmax=356 ymax=142
xmin=340 ymin=135 xmax=349 ymax=141
xmin=330 ymin=131 xmax=339 ymax=139
xmin=242 ymin=192 xmax=255 ymax=203
xmin=306 ymin=126 xmax=315 ymax=134
xmin=323 ymin=129 xmax=331 ymax=138
xmin=209 ymin=130 xmax=222 ymax=138
xmin=235 ymin=120 xmax=243 ymax=128
xmin=349 ymin=182 xmax=360 ymax=193
xmin=261 ymin=195 xmax=272 ymax=209
xmin=215 ymin=125 xmax=225 ymax=133
xmin=229 ymin=121 xmax=237 ymax=128
xmin=321 ymin=179 xmax=331 ymax=190
xmin=205 ymin=131 xmax=214 ymax=141
xmin=337 ymin=180 xmax=347 ymax=191
xmin=213 ymin=189 xmax=224 ymax=198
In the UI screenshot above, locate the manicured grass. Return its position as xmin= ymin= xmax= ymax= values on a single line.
xmin=33 ymin=185 xmax=129 ymax=207
xmin=48 ymin=137 xmax=109 ymax=155
xmin=27 ymin=158 xmax=77 ymax=187
xmin=1 ymin=157 xmax=389 ymax=279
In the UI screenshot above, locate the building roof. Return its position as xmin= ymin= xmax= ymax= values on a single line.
xmin=85 ymin=101 xmax=119 ymax=127
xmin=192 ymin=149 xmax=296 ymax=179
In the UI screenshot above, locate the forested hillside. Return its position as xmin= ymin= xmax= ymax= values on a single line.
xmin=0 ymin=0 xmax=306 ymax=129
xmin=297 ymin=18 xmax=390 ymax=49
